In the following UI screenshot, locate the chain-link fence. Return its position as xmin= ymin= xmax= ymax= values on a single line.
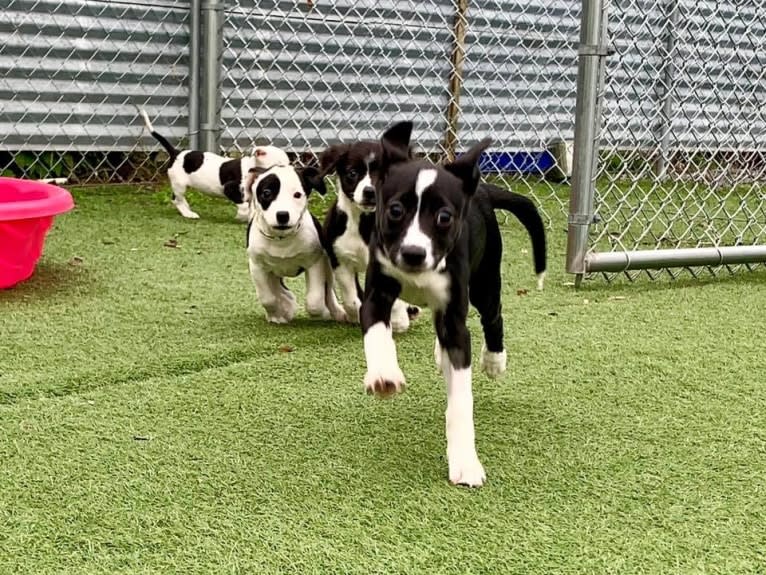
xmin=217 ymin=0 xmax=579 ymax=225
xmin=569 ymin=0 xmax=766 ymax=280
xmin=3 ymin=0 xmax=766 ymax=280
xmin=1 ymin=0 xmax=190 ymax=184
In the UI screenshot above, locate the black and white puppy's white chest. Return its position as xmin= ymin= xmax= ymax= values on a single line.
xmin=330 ymin=193 xmax=374 ymax=274
xmin=247 ymin=213 xmax=324 ymax=278
xmin=376 ymin=250 xmax=451 ymax=310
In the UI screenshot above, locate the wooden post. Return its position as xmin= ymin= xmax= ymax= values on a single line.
xmin=442 ymin=0 xmax=469 ymax=162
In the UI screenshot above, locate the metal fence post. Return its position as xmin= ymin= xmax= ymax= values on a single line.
xmin=188 ymin=0 xmax=201 ymax=150
xmin=565 ymin=0 xmax=607 ymax=285
xmin=200 ymin=0 xmax=224 ymax=153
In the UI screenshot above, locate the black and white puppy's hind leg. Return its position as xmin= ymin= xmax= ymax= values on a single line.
xmin=170 ymin=176 xmax=201 ymax=220
xmin=470 ymin=222 xmax=507 ymax=378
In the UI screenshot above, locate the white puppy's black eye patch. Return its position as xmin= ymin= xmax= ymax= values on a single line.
xmin=256 ymin=174 xmax=280 ymax=211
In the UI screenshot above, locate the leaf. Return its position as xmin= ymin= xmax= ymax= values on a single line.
xmin=608 ymin=296 xmax=626 ymax=301
xmin=516 ymin=289 xmax=528 ymax=296
xmin=68 ymin=256 xmax=84 ymax=266
xmin=164 ymin=238 xmax=179 ymax=248
xmin=278 ymin=345 xmax=294 ymax=353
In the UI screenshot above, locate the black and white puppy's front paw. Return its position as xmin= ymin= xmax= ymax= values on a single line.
xmin=363 ymin=365 xmax=406 ymax=397
xmin=448 ymin=446 xmax=486 ymax=488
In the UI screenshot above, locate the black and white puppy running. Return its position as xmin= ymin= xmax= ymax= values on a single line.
xmin=141 ymin=109 xmax=289 ymax=220
xmin=320 ymin=141 xmax=418 ymax=331
xmin=360 ymin=121 xmax=547 ymax=487
xmin=224 ymin=165 xmax=346 ymax=324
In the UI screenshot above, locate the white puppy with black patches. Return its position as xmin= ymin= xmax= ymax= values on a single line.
xmin=140 ymin=109 xmax=288 ymax=220
xmin=226 ymin=165 xmax=346 ymax=324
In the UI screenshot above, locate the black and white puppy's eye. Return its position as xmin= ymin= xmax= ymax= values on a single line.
xmin=293 ymin=191 xmax=302 ymax=199
xmin=436 ymin=208 xmax=453 ymax=228
xmin=387 ymin=201 xmax=405 ymax=222
xmin=347 ymin=169 xmax=358 ymax=180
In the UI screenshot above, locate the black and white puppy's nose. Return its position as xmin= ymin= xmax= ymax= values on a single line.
xmin=362 ymin=186 xmax=376 ymax=202
xmin=276 ymin=211 xmax=290 ymax=225
xmin=399 ymin=245 xmax=427 ymax=268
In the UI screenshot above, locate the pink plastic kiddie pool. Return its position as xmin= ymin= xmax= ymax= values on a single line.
xmin=0 ymin=177 xmax=74 ymax=289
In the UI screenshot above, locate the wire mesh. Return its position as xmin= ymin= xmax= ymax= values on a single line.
xmin=218 ymin=0 xmax=580 ymax=225
xmin=0 ymin=0 xmax=190 ymax=184
xmin=589 ymin=0 xmax=766 ymax=280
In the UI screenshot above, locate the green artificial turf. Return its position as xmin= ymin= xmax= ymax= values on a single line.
xmin=1 ymin=184 xmax=765 ymax=574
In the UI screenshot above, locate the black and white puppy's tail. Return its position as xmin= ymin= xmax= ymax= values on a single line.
xmin=484 ymin=183 xmax=547 ymax=290
xmin=140 ymin=108 xmax=180 ymax=164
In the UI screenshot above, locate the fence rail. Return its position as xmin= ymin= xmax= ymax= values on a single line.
xmin=1 ymin=0 xmax=765 ymax=281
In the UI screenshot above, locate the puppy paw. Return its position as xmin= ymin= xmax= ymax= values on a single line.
xmin=306 ymin=304 xmax=331 ymax=320
xmin=329 ymin=306 xmax=348 ymax=323
xmin=364 ymin=365 xmax=406 ymax=398
xmin=448 ymin=448 xmax=486 ymax=487
xmin=181 ymin=211 xmax=200 ymax=220
xmin=343 ymin=301 xmax=361 ymax=323
xmin=279 ymin=297 xmax=298 ymax=322
xmin=267 ymin=314 xmax=290 ymax=324
xmin=390 ymin=308 xmax=410 ymax=333
xmin=480 ymin=345 xmax=507 ymax=379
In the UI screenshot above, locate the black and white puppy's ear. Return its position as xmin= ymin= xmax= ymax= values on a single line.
xmin=227 ymin=166 xmax=266 ymax=204
xmin=380 ymin=121 xmax=413 ymax=173
xmin=223 ymin=180 xmax=244 ymax=204
xmin=443 ymin=137 xmax=492 ymax=196
xmin=299 ymin=166 xmax=327 ymax=196
xmin=318 ymin=143 xmax=350 ymax=176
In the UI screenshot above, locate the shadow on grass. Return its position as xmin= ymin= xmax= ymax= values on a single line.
xmin=0 ymin=261 xmax=93 ymax=303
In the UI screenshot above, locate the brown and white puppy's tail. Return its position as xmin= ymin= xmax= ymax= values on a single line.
xmin=140 ymin=108 xmax=179 ymax=163
xmin=483 ymin=182 xmax=547 ymax=290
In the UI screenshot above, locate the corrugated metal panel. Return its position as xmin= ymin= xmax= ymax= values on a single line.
xmin=2 ymin=0 xmax=764 ymax=158
xmin=219 ymin=0 xmax=455 ymax=153
xmin=0 ymin=0 xmax=190 ymax=152
xmin=460 ymin=0 xmax=581 ymax=150
xmin=602 ymin=0 xmax=766 ymax=151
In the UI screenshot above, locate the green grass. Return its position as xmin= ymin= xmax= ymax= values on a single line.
xmin=1 ymin=185 xmax=765 ymax=574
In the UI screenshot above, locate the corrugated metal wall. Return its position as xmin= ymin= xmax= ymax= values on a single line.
xmin=2 ymin=0 xmax=764 ymax=156
xmin=1 ymin=0 xmax=190 ymax=152
xmin=219 ymin=0 xmax=456 ymax=152
xmin=460 ymin=1 xmax=581 ymax=150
